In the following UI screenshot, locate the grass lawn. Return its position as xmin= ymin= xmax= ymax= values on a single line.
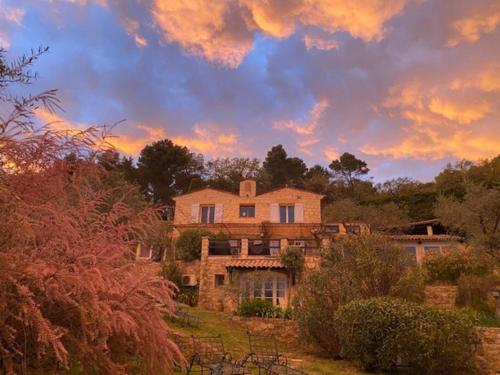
xmin=169 ymin=307 xmax=367 ymax=375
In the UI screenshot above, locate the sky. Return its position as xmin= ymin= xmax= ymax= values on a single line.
xmin=1 ymin=0 xmax=499 ymax=182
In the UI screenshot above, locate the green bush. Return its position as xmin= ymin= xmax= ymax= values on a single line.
xmin=237 ymin=299 xmax=292 ymax=319
xmin=281 ymin=246 xmax=305 ymax=274
xmin=424 ymin=250 xmax=490 ymax=283
xmin=456 ymin=274 xmax=498 ymax=315
xmin=294 ymin=234 xmax=419 ymax=357
xmin=159 ymin=261 xmax=183 ymax=286
xmin=177 ymin=286 xmax=198 ymax=306
xmin=389 ymin=268 xmax=427 ymax=303
xmin=334 ymin=297 xmax=479 ymax=374
xmin=175 ymin=229 xmax=213 ymax=261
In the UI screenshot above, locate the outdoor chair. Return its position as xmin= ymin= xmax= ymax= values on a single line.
xmin=188 ymin=335 xmax=249 ymax=375
xmin=242 ymin=331 xmax=307 ymax=375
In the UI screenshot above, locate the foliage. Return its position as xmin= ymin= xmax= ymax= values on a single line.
xmin=159 ymin=261 xmax=199 ymax=306
xmin=329 ymin=152 xmax=369 ymax=189
xmin=0 ymin=48 xmax=181 ymax=374
xmin=322 ymin=198 xmax=409 ymax=229
xmin=205 ymin=157 xmax=261 ymax=193
xmin=137 ymin=139 xmax=204 ymax=204
xmin=435 ymin=183 xmax=500 ymax=257
xmin=280 ymin=246 xmax=305 ymax=276
xmin=294 ymin=234 xmax=416 ymax=356
xmin=237 ymin=299 xmax=292 ymax=319
xmin=460 ymin=307 xmax=500 ymax=328
xmin=456 ymin=274 xmax=498 ymax=315
xmin=303 ymin=164 xmax=331 ymax=194
xmin=262 ymin=144 xmax=307 ymax=189
xmin=334 ymin=298 xmax=479 ymax=374
xmin=389 ymin=268 xmax=427 ymax=303
xmin=175 ymin=228 xmax=213 ymax=261
xmin=423 ymin=249 xmax=492 ymax=283
xmin=160 ymin=261 xmax=183 ymax=287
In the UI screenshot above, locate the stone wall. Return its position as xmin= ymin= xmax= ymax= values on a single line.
xmin=477 ymin=327 xmax=500 ymax=374
xmin=173 ymin=187 xmax=323 ymax=226
xmin=424 ymin=285 xmax=457 ymax=308
xmin=230 ymin=316 xmax=299 ymax=347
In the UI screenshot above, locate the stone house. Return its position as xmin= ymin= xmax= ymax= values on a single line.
xmin=171 ymin=179 xmax=370 ymax=311
xmin=170 ymin=180 xmax=461 ymax=312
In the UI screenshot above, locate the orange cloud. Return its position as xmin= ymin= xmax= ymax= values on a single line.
xmin=172 ymin=124 xmax=241 ymax=157
xmin=303 ymin=34 xmax=339 ymax=51
xmin=447 ymin=4 xmax=500 ymax=46
xmin=323 ymin=146 xmax=338 ymax=162
xmin=151 ymin=0 xmax=409 ymax=67
xmin=35 ymin=108 xmax=166 ymax=155
xmin=428 ymin=97 xmax=490 ymax=124
xmin=273 ymin=98 xmax=329 ymax=135
xmin=449 ymin=64 xmax=500 ymax=92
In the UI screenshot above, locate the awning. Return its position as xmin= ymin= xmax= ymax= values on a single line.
xmin=225 ymin=259 xmax=286 ymax=269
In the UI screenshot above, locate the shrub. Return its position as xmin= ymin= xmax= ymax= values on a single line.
xmin=389 ymin=268 xmax=427 ymax=303
xmin=334 ymin=298 xmax=479 ymax=374
xmin=281 ymin=246 xmax=305 ymax=282
xmin=456 ymin=274 xmax=498 ymax=315
xmin=175 ymin=229 xmax=213 ymax=261
xmin=238 ymin=299 xmax=275 ymax=317
xmin=424 ymin=250 xmax=491 ymax=283
xmin=294 ymin=234 xmax=418 ymax=357
xmin=237 ymin=299 xmax=292 ymax=319
xmin=160 ymin=261 xmax=183 ymax=286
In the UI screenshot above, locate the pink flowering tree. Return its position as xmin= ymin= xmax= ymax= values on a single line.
xmin=0 ymin=47 xmax=183 ymax=374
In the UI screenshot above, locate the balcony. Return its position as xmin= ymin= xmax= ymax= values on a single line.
xmin=208 ymin=240 xmax=241 ymax=256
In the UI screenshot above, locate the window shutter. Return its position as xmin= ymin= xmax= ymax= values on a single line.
xmin=191 ymin=204 xmax=200 ymax=223
xmin=214 ymin=204 xmax=223 ymax=223
xmin=295 ymin=203 xmax=304 ymax=223
xmin=270 ymin=203 xmax=279 ymax=223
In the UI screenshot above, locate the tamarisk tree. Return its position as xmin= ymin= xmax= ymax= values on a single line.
xmin=0 ymin=47 xmax=182 ymax=374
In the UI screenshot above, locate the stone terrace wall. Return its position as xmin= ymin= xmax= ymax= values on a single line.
xmin=477 ymin=327 xmax=500 ymax=374
xmin=424 ymin=285 xmax=457 ymax=308
xmin=230 ymin=316 xmax=299 ymax=347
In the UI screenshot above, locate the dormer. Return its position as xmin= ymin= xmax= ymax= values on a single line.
xmin=239 ymin=179 xmax=256 ymax=198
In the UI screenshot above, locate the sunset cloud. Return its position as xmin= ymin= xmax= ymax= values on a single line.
xmin=150 ymin=0 xmax=409 ymax=67
xmin=4 ymin=0 xmax=500 ymax=181
xmin=172 ymin=124 xmax=241 ymax=157
xmin=447 ymin=4 xmax=500 ymax=46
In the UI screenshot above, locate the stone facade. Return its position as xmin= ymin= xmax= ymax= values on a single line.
xmin=477 ymin=327 xmax=500 ymax=374
xmin=424 ymin=285 xmax=458 ymax=308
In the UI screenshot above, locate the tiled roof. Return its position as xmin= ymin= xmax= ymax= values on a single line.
xmin=225 ymin=259 xmax=286 ymax=269
xmin=387 ymin=234 xmax=462 ymax=241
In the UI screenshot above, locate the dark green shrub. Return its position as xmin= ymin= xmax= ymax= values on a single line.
xmin=294 ymin=234 xmax=416 ymax=357
xmin=159 ymin=261 xmax=183 ymax=286
xmin=238 ymin=299 xmax=275 ymax=317
xmin=424 ymin=250 xmax=490 ymax=283
xmin=177 ymin=287 xmax=199 ymax=306
xmin=281 ymin=246 xmax=305 ymax=279
xmin=175 ymin=229 xmax=213 ymax=261
xmin=334 ymin=297 xmax=479 ymax=374
xmin=389 ymin=268 xmax=427 ymax=303
xmin=456 ymin=274 xmax=498 ymax=315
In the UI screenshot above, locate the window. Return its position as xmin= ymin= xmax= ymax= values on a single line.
xmin=241 ymin=275 xmax=287 ymax=306
xmin=346 ymin=225 xmax=361 ymax=234
xmin=249 ymin=239 xmax=281 ymax=256
xmin=279 ymin=205 xmax=295 ymax=223
xmin=214 ymin=274 xmax=225 ymax=287
xmin=200 ymin=205 xmax=215 ymax=224
xmin=240 ymin=205 xmax=255 ymax=218
xmin=209 ymin=239 xmax=241 ymax=256
xmin=324 ymin=224 xmax=339 ymax=233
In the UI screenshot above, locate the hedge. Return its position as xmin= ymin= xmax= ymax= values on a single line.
xmin=334 ymin=297 xmax=479 ymax=374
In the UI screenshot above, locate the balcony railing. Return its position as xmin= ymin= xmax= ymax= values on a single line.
xmin=208 ymin=240 xmax=241 ymax=256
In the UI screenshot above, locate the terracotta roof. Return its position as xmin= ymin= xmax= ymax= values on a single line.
xmin=387 ymin=234 xmax=463 ymax=241
xmin=225 ymin=259 xmax=286 ymax=269
xmin=257 ymin=185 xmax=326 ymax=198
xmin=172 ymin=186 xmax=239 ymax=199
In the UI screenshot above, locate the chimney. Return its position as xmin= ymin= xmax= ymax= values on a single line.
xmin=239 ymin=179 xmax=256 ymax=198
